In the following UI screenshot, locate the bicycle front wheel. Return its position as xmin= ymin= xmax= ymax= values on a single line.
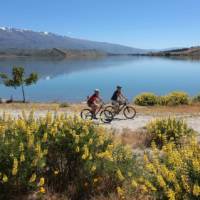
xmin=100 ymin=109 xmax=113 ymax=123
xmin=80 ymin=109 xmax=93 ymax=120
xmin=123 ymin=106 xmax=136 ymax=119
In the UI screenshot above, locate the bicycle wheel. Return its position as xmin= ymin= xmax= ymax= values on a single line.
xmin=104 ymin=105 xmax=115 ymax=115
xmin=100 ymin=109 xmax=113 ymax=123
xmin=80 ymin=109 xmax=93 ymax=120
xmin=123 ymin=106 xmax=136 ymax=119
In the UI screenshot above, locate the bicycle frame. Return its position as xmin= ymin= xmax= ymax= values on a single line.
xmin=94 ymin=104 xmax=104 ymax=116
xmin=115 ymin=102 xmax=127 ymax=114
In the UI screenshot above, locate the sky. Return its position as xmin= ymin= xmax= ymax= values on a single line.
xmin=0 ymin=0 xmax=200 ymax=49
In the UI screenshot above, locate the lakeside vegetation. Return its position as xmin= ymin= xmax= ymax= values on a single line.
xmin=134 ymin=91 xmax=200 ymax=106
xmin=0 ymin=113 xmax=199 ymax=199
xmin=148 ymin=46 xmax=200 ymax=60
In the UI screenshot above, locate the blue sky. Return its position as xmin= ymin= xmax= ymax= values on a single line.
xmin=0 ymin=0 xmax=199 ymax=49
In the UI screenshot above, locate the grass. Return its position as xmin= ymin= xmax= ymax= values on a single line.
xmin=117 ymin=128 xmax=149 ymax=149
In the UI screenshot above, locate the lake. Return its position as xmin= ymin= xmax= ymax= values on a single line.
xmin=0 ymin=56 xmax=200 ymax=102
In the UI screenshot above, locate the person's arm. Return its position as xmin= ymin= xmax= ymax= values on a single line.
xmin=119 ymin=93 xmax=125 ymax=99
xmin=98 ymin=96 xmax=103 ymax=103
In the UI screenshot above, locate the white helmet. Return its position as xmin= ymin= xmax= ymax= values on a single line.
xmin=94 ymin=89 xmax=100 ymax=93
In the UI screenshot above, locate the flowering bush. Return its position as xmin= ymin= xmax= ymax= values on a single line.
xmin=0 ymin=112 xmax=136 ymax=199
xmin=142 ymin=138 xmax=200 ymax=200
xmin=164 ymin=91 xmax=189 ymax=106
xmin=134 ymin=91 xmax=190 ymax=106
xmin=146 ymin=118 xmax=195 ymax=148
xmin=134 ymin=93 xmax=158 ymax=106
xmin=192 ymin=94 xmax=200 ymax=103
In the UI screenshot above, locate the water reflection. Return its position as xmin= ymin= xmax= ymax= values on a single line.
xmin=0 ymin=56 xmax=200 ymax=102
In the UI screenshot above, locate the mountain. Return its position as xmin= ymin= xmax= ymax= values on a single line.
xmin=148 ymin=46 xmax=200 ymax=59
xmin=0 ymin=27 xmax=146 ymax=56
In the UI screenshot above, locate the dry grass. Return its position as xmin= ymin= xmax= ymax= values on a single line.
xmin=0 ymin=102 xmax=86 ymax=113
xmin=116 ymin=128 xmax=150 ymax=149
xmin=135 ymin=104 xmax=200 ymax=115
xmin=14 ymin=192 xmax=69 ymax=200
xmin=14 ymin=192 xmax=152 ymax=200
xmin=91 ymin=192 xmax=152 ymax=200
xmin=1 ymin=102 xmax=200 ymax=115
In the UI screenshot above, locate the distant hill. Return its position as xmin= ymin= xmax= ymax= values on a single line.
xmin=0 ymin=27 xmax=146 ymax=57
xmin=148 ymin=46 xmax=200 ymax=59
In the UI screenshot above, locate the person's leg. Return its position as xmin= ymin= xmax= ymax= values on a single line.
xmin=91 ymin=103 xmax=97 ymax=119
xmin=112 ymin=100 xmax=119 ymax=113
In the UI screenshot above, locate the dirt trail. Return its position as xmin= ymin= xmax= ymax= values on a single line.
xmin=108 ymin=114 xmax=200 ymax=133
xmin=1 ymin=109 xmax=200 ymax=134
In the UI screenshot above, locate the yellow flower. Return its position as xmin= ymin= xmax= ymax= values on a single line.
xmin=97 ymin=150 xmax=113 ymax=161
xmin=128 ymin=172 xmax=132 ymax=177
xmin=74 ymin=135 xmax=79 ymax=144
xmin=42 ymin=132 xmax=48 ymax=142
xmin=116 ymin=186 xmax=124 ymax=198
xmin=131 ymin=179 xmax=138 ymax=188
xmin=89 ymin=138 xmax=93 ymax=144
xmin=157 ymin=175 xmax=166 ymax=188
xmin=20 ymin=153 xmax=25 ymax=162
xmin=166 ymin=189 xmax=176 ymax=200
xmin=54 ymin=170 xmax=59 ymax=175
xmin=76 ymin=146 xmax=80 ymax=152
xmin=12 ymin=158 xmax=18 ymax=176
xmin=193 ymin=184 xmax=200 ymax=196
xmin=91 ymin=165 xmax=96 ymax=172
xmin=43 ymin=149 xmax=48 ymax=155
xmin=29 ymin=173 xmax=37 ymax=183
xmin=19 ymin=142 xmax=24 ymax=151
xmin=81 ymin=145 xmax=89 ymax=160
xmin=3 ymin=174 xmax=8 ymax=183
xmin=140 ymin=184 xmax=148 ymax=193
xmin=93 ymin=178 xmax=98 ymax=183
xmin=116 ymin=169 xmax=125 ymax=181
xmin=38 ymin=177 xmax=45 ymax=186
xmin=28 ymin=134 xmax=34 ymax=148
xmin=39 ymin=186 xmax=46 ymax=193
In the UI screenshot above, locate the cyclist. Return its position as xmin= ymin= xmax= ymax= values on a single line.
xmin=111 ymin=86 xmax=127 ymax=113
xmin=87 ymin=89 xmax=102 ymax=119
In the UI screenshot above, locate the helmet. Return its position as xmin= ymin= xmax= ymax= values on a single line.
xmin=94 ymin=89 xmax=100 ymax=93
xmin=117 ymin=85 xmax=122 ymax=89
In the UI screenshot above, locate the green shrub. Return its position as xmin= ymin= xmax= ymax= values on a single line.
xmin=192 ymin=94 xmax=200 ymax=103
xmin=0 ymin=112 xmax=136 ymax=199
xmin=134 ymin=93 xmax=158 ymax=106
xmin=157 ymin=96 xmax=167 ymax=105
xmin=59 ymin=102 xmax=70 ymax=108
xmin=165 ymin=91 xmax=189 ymax=106
xmin=146 ymin=117 xmax=195 ymax=148
xmin=142 ymin=138 xmax=200 ymax=200
xmin=134 ymin=91 xmax=190 ymax=106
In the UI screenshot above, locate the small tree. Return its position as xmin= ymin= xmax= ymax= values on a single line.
xmin=0 ymin=66 xmax=38 ymax=102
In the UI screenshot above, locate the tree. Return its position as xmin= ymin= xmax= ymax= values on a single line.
xmin=0 ymin=66 xmax=38 ymax=103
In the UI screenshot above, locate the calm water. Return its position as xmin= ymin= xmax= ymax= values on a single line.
xmin=0 ymin=56 xmax=200 ymax=102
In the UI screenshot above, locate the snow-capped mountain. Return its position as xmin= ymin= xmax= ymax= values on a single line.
xmin=0 ymin=27 xmax=146 ymax=54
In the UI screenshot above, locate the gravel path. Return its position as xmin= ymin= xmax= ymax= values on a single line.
xmin=1 ymin=109 xmax=200 ymax=133
xmin=108 ymin=114 xmax=200 ymax=133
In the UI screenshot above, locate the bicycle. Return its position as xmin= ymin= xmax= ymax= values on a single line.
xmin=105 ymin=100 xmax=136 ymax=119
xmin=80 ymin=103 xmax=113 ymax=123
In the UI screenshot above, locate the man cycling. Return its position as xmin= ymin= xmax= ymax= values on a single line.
xmin=87 ymin=89 xmax=102 ymax=119
xmin=111 ymin=86 xmax=127 ymax=113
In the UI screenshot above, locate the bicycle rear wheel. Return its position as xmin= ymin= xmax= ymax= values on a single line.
xmin=100 ymin=109 xmax=113 ymax=123
xmin=80 ymin=109 xmax=93 ymax=120
xmin=123 ymin=106 xmax=136 ymax=119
